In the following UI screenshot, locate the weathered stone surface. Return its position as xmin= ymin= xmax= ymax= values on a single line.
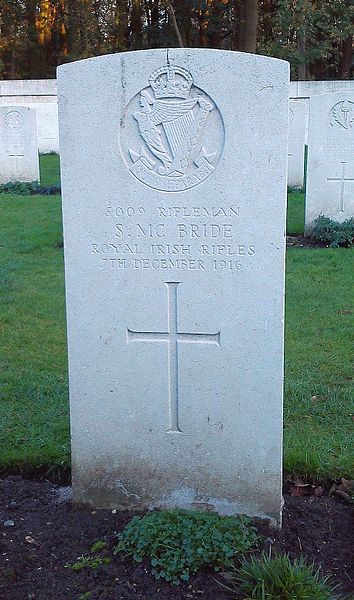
xmin=290 ymin=80 xmax=354 ymax=98
xmin=288 ymin=99 xmax=307 ymax=188
xmin=0 ymin=79 xmax=57 ymax=96
xmin=58 ymin=49 xmax=289 ymax=526
xmin=0 ymin=105 xmax=39 ymax=183
xmin=305 ymin=92 xmax=354 ymax=233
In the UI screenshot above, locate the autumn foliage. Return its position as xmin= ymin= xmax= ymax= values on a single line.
xmin=0 ymin=1 xmax=352 ymax=80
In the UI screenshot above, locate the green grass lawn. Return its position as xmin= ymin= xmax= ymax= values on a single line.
xmin=0 ymin=190 xmax=68 ymax=473
xmin=287 ymin=190 xmax=305 ymax=235
xmin=284 ymin=249 xmax=353 ymax=476
xmin=39 ymin=153 xmax=61 ymax=187
xmin=0 ymin=157 xmax=352 ymax=479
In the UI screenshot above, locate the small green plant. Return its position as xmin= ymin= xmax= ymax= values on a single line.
xmin=90 ymin=540 xmax=108 ymax=553
xmin=65 ymin=538 xmax=110 ymax=572
xmin=114 ymin=509 xmax=257 ymax=585
xmin=78 ymin=593 xmax=92 ymax=600
xmin=65 ymin=554 xmax=111 ymax=572
xmin=221 ymin=552 xmax=338 ymax=599
xmin=0 ymin=181 xmax=61 ymax=195
xmin=310 ymin=216 xmax=354 ymax=247
xmin=288 ymin=185 xmax=304 ymax=194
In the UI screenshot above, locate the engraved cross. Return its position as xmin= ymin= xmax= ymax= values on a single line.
xmin=127 ymin=282 xmax=221 ymax=433
xmin=327 ymin=162 xmax=354 ymax=212
xmin=8 ymin=145 xmax=24 ymax=176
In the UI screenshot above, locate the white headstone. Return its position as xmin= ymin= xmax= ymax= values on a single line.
xmin=305 ymin=92 xmax=354 ymax=233
xmin=58 ymin=49 xmax=289 ymax=526
xmin=35 ymin=103 xmax=59 ymax=154
xmin=288 ymin=99 xmax=307 ymax=187
xmin=0 ymin=106 xmax=40 ymax=184
xmin=0 ymin=80 xmax=59 ymax=154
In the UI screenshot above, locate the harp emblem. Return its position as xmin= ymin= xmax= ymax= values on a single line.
xmin=121 ymin=64 xmax=224 ymax=192
xmin=330 ymin=100 xmax=354 ymax=130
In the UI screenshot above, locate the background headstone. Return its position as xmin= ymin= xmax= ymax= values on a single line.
xmin=34 ymin=103 xmax=59 ymax=154
xmin=288 ymin=99 xmax=307 ymax=188
xmin=58 ymin=49 xmax=289 ymax=526
xmin=0 ymin=105 xmax=39 ymax=184
xmin=0 ymin=80 xmax=59 ymax=153
xmin=290 ymin=80 xmax=354 ymax=98
xmin=289 ymin=81 xmax=354 ymax=146
xmin=305 ymin=92 xmax=354 ymax=233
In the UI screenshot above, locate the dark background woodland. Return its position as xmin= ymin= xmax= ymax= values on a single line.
xmin=0 ymin=0 xmax=353 ymax=80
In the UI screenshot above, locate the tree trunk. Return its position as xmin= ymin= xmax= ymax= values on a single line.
xmin=114 ymin=0 xmax=129 ymax=51
xmin=242 ymin=0 xmax=258 ymax=53
xmin=164 ymin=0 xmax=183 ymax=47
xmin=208 ymin=0 xmax=224 ymax=48
xmin=26 ymin=0 xmax=42 ymax=77
xmin=58 ymin=0 xmax=68 ymax=58
xmin=339 ymin=35 xmax=353 ymax=79
xmin=197 ymin=0 xmax=207 ymax=48
xmin=66 ymin=0 xmax=81 ymax=57
xmin=144 ymin=0 xmax=159 ymax=48
xmin=297 ymin=30 xmax=307 ymax=80
xmin=234 ymin=0 xmax=245 ymax=51
xmin=131 ymin=0 xmax=144 ymax=49
xmin=173 ymin=0 xmax=192 ymax=47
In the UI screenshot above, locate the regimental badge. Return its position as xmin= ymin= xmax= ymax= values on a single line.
xmin=330 ymin=100 xmax=354 ymax=130
xmin=120 ymin=64 xmax=225 ymax=192
xmin=5 ymin=110 xmax=23 ymax=130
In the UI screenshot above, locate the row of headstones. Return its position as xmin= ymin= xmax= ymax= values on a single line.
xmin=0 ymin=106 xmax=40 ymax=184
xmin=289 ymin=94 xmax=353 ymax=233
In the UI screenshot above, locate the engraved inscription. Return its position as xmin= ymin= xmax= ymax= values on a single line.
xmin=157 ymin=206 xmax=239 ymax=218
xmin=127 ymin=282 xmax=220 ymax=433
xmin=121 ymin=65 xmax=224 ymax=191
xmin=132 ymin=258 xmax=205 ymax=270
xmin=327 ymin=162 xmax=354 ymax=212
xmin=92 ymin=204 xmax=256 ymax=273
xmin=330 ymin=100 xmax=354 ymax=130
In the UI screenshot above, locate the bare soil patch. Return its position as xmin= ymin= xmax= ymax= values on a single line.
xmin=286 ymin=235 xmax=328 ymax=248
xmin=0 ymin=477 xmax=353 ymax=599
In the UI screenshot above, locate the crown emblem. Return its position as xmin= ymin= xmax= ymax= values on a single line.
xmin=149 ymin=66 xmax=193 ymax=100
